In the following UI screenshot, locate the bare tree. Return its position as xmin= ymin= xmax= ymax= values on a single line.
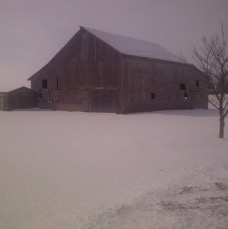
xmin=193 ymin=24 xmax=228 ymax=138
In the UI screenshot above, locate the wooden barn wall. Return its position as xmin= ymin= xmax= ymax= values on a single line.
xmin=30 ymin=29 xmax=121 ymax=112
xmin=119 ymin=58 xmax=208 ymax=113
xmin=190 ymin=68 xmax=208 ymax=109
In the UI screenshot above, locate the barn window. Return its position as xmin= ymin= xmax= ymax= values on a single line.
xmin=180 ymin=83 xmax=186 ymax=91
xmin=196 ymin=80 xmax=199 ymax=87
xmin=151 ymin=93 xmax=156 ymax=99
xmin=42 ymin=79 xmax=48 ymax=89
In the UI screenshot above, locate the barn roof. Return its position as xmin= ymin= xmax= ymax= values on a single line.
xmin=8 ymin=86 xmax=37 ymax=93
xmin=28 ymin=26 xmax=185 ymax=81
xmin=82 ymin=26 xmax=181 ymax=63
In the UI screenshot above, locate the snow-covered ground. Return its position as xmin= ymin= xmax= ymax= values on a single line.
xmin=0 ymin=108 xmax=227 ymax=229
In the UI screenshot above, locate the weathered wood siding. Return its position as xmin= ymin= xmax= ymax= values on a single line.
xmin=30 ymin=28 xmax=121 ymax=112
xmin=119 ymin=57 xmax=208 ymax=113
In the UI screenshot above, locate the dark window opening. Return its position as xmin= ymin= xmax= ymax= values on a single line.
xmin=151 ymin=93 xmax=156 ymax=99
xmin=39 ymin=93 xmax=42 ymax=99
xmin=180 ymin=83 xmax=186 ymax=91
xmin=42 ymin=79 xmax=48 ymax=89
xmin=196 ymin=80 xmax=199 ymax=87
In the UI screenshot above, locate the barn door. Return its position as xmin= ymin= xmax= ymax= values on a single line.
xmin=92 ymin=90 xmax=117 ymax=113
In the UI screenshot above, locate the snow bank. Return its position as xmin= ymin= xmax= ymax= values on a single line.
xmin=0 ymin=108 xmax=227 ymax=229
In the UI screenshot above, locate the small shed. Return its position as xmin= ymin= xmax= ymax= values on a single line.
xmin=0 ymin=87 xmax=39 ymax=111
xmin=0 ymin=92 xmax=7 ymax=111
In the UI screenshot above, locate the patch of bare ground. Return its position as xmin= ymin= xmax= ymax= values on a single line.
xmin=85 ymin=182 xmax=228 ymax=229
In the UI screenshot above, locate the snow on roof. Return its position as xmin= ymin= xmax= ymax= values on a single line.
xmin=82 ymin=26 xmax=181 ymax=63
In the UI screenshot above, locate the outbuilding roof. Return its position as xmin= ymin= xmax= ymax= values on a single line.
xmin=82 ymin=26 xmax=181 ymax=63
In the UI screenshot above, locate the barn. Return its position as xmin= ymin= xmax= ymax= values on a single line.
xmin=0 ymin=87 xmax=39 ymax=111
xmin=28 ymin=26 xmax=208 ymax=113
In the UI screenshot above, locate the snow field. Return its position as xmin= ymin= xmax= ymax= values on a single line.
xmin=0 ymin=108 xmax=227 ymax=228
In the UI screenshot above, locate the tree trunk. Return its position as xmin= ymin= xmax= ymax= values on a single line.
xmin=219 ymin=116 xmax=225 ymax=138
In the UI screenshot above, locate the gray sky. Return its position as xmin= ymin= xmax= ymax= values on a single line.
xmin=0 ymin=0 xmax=228 ymax=91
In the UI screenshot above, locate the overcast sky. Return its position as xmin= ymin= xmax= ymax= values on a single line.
xmin=1 ymin=0 xmax=228 ymax=91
